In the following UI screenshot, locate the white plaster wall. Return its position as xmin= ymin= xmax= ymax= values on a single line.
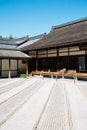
xmin=2 ymin=60 xmax=17 ymax=77
xmin=69 ymin=50 xmax=85 ymax=56
xmin=1 ymin=59 xmax=27 ymax=77
xmin=2 ymin=60 xmax=9 ymax=77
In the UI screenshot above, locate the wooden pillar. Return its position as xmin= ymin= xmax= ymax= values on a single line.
xmin=8 ymin=59 xmax=11 ymax=78
xmin=36 ymin=51 xmax=38 ymax=71
xmin=57 ymin=48 xmax=59 ymax=70
xmin=68 ymin=46 xmax=69 ymax=69
xmin=26 ymin=60 xmax=28 ymax=76
xmin=46 ymin=49 xmax=48 ymax=70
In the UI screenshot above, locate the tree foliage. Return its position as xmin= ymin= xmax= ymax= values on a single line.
xmin=8 ymin=35 xmax=15 ymax=40
xmin=0 ymin=35 xmax=16 ymax=40
xmin=0 ymin=35 xmax=3 ymax=39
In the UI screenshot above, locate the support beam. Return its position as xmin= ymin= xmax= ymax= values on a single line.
xmin=8 ymin=59 xmax=11 ymax=78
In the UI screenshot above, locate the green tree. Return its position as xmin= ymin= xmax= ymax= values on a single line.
xmin=0 ymin=35 xmax=3 ymax=39
xmin=8 ymin=35 xmax=15 ymax=40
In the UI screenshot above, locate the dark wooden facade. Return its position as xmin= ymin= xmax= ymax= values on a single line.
xmin=27 ymin=45 xmax=86 ymax=72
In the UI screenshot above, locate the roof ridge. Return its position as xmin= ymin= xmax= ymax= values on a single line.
xmin=52 ymin=17 xmax=87 ymax=31
xmin=29 ymin=33 xmax=46 ymax=40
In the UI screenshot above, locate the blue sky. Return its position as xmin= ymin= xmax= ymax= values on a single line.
xmin=0 ymin=0 xmax=87 ymax=38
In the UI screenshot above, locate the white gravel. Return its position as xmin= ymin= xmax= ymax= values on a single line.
xmin=0 ymin=78 xmax=54 ymax=130
xmin=0 ymin=78 xmax=21 ymax=89
xmin=0 ymin=78 xmax=37 ymax=104
xmin=0 ymin=79 xmax=26 ymax=94
xmin=36 ymin=81 xmax=71 ymax=130
xmin=0 ymin=77 xmax=87 ymax=130
xmin=0 ymin=79 xmax=45 ymax=126
xmin=65 ymin=80 xmax=87 ymax=130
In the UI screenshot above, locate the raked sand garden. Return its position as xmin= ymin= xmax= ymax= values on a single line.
xmin=0 ymin=76 xmax=87 ymax=130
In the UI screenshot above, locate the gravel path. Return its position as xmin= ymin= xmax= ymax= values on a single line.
xmin=35 ymin=81 xmax=72 ymax=130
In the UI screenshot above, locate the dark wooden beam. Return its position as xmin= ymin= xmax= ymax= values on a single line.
xmin=68 ymin=46 xmax=69 ymax=70
xmin=36 ymin=51 xmax=38 ymax=71
xmin=57 ymin=48 xmax=59 ymax=70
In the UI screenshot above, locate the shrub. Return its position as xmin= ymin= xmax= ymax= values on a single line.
xmin=20 ymin=74 xmax=28 ymax=78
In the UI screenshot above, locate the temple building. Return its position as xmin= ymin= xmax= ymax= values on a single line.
xmin=1 ymin=17 xmax=87 ymax=78
xmin=19 ymin=18 xmax=87 ymax=73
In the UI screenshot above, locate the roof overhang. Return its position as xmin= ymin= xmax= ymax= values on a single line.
xmin=0 ymin=50 xmax=31 ymax=59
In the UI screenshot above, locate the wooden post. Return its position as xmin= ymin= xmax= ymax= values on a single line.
xmin=36 ymin=51 xmax=38 ymax=71
xmin=68 ymin=46 xmax=69 ymax=69
xmin=57 ymin=48 xmax=59 ymax=70
xmin=8 ymin=59 xmax=11 ymax=78
xmin=26 ymin=60 xmax=28 ymax=76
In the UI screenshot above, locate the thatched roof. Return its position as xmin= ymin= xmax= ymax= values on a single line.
xmin=0 ymin=50 xmax=30 ymax=59
xmin=21 ymin=18 xmax=87 ymax=51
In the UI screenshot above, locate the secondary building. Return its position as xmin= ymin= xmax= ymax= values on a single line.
xmin=0 ymin=36 xmax=30 ymax=78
